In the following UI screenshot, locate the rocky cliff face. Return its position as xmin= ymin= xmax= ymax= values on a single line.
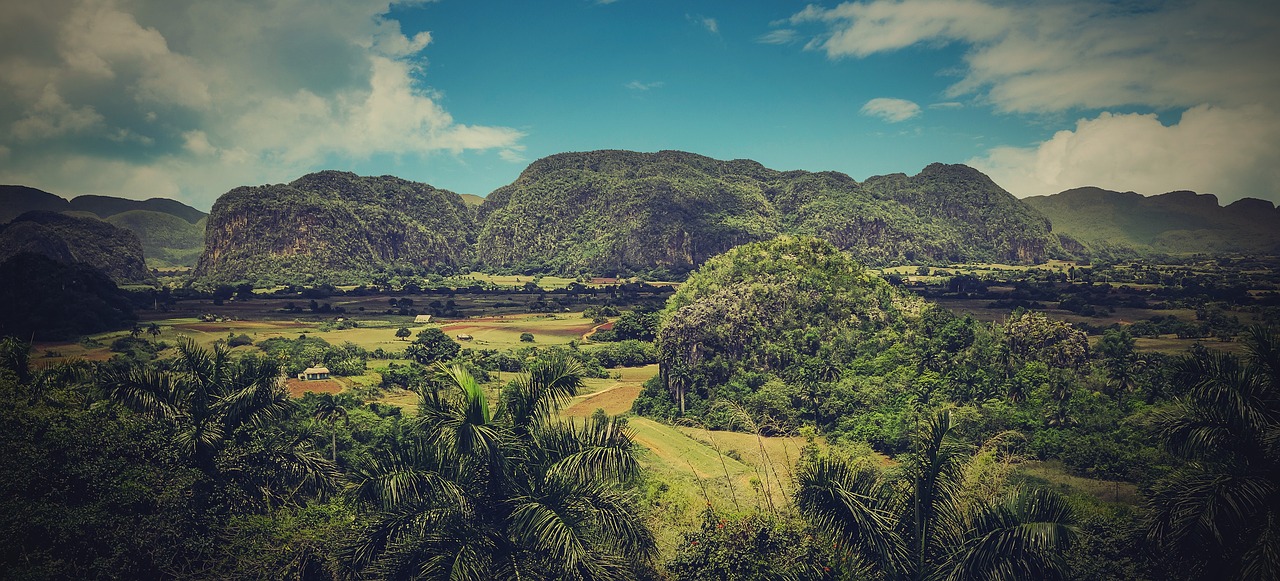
xmin=0 ymin=211 xmax=153 ymax=284
xmin=196 ymin=171 xmax=474 ymax=282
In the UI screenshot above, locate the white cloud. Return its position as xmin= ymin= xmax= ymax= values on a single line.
xmin=757 ymin=29 xmax=798 ymax=45
xmin=789 ymin=0 xmax=1280 ymax=113
xmin=861 ymin=97 xmax=921 ymax=123
xmin=928 ymin=101 xmax=963 ymax=110
xmin=0 ymin=0 xmax=522 ymax=206
xmin=970 ymin=105 xmax=1280 ymax=203
xmin=700 ymin=16 xmax=719 ymax=35
xmin=625 ymin=80 xmax=665 ymax=91
xmin=10 ymin=84 xmax=104 ymax=140
xmin=789 ymin=0 xmax=1280 ymax=202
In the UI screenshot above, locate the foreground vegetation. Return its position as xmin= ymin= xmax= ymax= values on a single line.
xmin=3 ymin=236 xmax=1279 ymax=579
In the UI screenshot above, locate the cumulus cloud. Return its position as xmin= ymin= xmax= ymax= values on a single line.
xmin=861 ymin=98 xmax=921 ymax=123
xmin=0 ymin=0 xmax=523 ymax=207
xmin=970 ymin=105 xmax=1280 ymax=203
xmin=784 ymin=0 xmax=1280 ymax=202
xmin=788 ymin=0 xmax=1280 ymax=113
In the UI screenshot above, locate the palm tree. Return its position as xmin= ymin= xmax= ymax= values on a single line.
xmin=311 ymin=393 xmax=349 ymax=463
xmin=347 ymin=358 xmax=655 ymax=579
xmin=99 ymin=338 xmax=334 ymax=509
xmin=796 ymin=409 xmax=1077 ymax=580
xmin=1146 ymin=325 xmax=1280 ymax=581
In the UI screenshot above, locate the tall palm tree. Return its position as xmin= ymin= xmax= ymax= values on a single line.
xmin=312 ymin=393 xmax=349 ymax=463
xmin=99 ymin=338 xmax=334 ymax=509
xmin=796 ymin=409 xmax=1077 ymax=580
xmin=347 ymin=359 xmax=655 ymax=580
xmin=1146 ymin=325 xmax=1280 ymax=581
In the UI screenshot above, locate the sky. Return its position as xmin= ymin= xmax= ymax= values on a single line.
xmin=1 ymin=0 xmax=1278 ymax=211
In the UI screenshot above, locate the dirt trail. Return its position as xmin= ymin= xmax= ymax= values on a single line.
xmin=582 ymin=321 xmax=613 ymax=341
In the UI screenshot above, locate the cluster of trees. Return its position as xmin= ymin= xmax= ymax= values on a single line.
xmin=0 ymin=337 xmax=655 ymax=579
xmin=257 ymin=335 xmax=369 ymax=377
xmin=634 ymin=236 xmax=1280 ymax=579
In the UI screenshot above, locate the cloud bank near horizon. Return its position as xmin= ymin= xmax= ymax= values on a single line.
xmin=788 ymin=0 xmax=1280 ymax=203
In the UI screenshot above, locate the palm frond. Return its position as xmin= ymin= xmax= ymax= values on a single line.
xmin=98 ymin=365 xmax=183 ymax=422
xmin=796 ymin=456 xmax=905 ymax=572
xmin=939 ymin=487 xmax=1077 ymax=581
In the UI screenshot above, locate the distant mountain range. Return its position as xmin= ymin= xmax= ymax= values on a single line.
xmin=475 ymin=150 xmax=1059 ymax=276
xmin=1024 ymin=187 xmax=1280 ymax=256
xmin=4 ymin=152 xmax=1277 ymax=285
xmin=0 ymin=185 xmax=207 ymax=269
xmin=0 ymin=211 xmax=153 ymax=284
xmin=197 ymin=150 xmax=1063 ymax=283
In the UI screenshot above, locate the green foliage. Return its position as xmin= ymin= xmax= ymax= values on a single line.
xmin=0 ymin=252 xmax=137 ymax=341
xmin=591 ymin=340 xmax=658 ymax=368
xmin=612 ymin=309 xmax=660 ymax=342
xmin=645 ymin=235 xmax=923 ymax=429
xmin=474 ymin=151 xmax=1061 ymax=276
xmin=1025 ymin=186 xmax=1280 ymax=256
xmin=196 ymin=170 xmax=474 ymax=283
xmin=796 ymin=410 xmax=1079 ymax=580
xmin=666 ymin=510 xmax=839 ymax=580
xmin=519 ymin=331 xmax=535 ymax=342
xmin=227 ymin=333 xmax=253 ymax=347
xmin=1145 ymin=326 xmax=1280 ymax=580
xmin=258 ymin=335 xmax=368 ymax=377
xmin=405 ymin=327 xmax=461 ymax=366
xmin=347 ymin=361 xmax=656 ymax=579
xmin=0 ymin=210 xmax=153 ymax=284
xmin=105 ymin=209 xmax=205 ymax=268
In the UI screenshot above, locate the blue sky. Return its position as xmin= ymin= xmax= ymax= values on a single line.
xmin=1 ymin=0 xmax=1277 ymax=210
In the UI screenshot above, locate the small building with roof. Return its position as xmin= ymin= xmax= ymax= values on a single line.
xmin=298 ymin=366 xmax=330 ymax=381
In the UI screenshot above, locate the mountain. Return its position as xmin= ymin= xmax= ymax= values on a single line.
xmin=1 ymin=186 xmax=208 ymax=267
xmin=196 ymin=171 xmax=475 ymax=283
xmin=474 ymin=150 xmax=1061 ymax=275
xmin=0 ymin=186 xmax=70 ymax=223
xmin=67 ymin=194 xmax=207 ymax=224
xmin=1024 ymin=187 xmax=1280 ymax=255
xmin=0 ymin=211 xmax=154 ymax=284
xmin=474 ymin=150 xmax=781 ymax=276
xmin=105 ymin=211 xmax=207 ymax=268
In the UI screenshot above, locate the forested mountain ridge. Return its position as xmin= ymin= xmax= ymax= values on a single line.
xmin=0 ymin=185 xmax=208 ymax=267
xmin=1024 ymin=186 xmax=1280 ymax=255
xmin=474 ymin=150 xmax=782 ymax=276
xmin=0 ymin=211 xmax=153 ymax=284
xmin=474 ymin=150 xmax=1063 ymax=276
xmin=196 ymin=170 xmax=475 ymax=283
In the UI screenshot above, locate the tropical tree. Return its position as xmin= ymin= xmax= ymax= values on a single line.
xmin=347 ymin=357 xmax=655 ymax=579
xmin=311 ymin=393 xmax=349 ymax=463
xmin=396 ymin=326 xmax=412 ymax=341
xmin=99 ymin=338 xmax=334 ymax=510
xmin=1146 ymin=325 xmax=1280 ymax=580
xmin=796 ymin=410 xmax=1078 ymax=580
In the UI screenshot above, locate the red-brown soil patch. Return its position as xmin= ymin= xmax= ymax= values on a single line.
xmin=285 ymin=378 xmax=343 ymax=398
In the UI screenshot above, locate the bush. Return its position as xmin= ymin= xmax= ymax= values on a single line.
xmin=519 ymin=332 xmax=535 ymax=343
xmin=228 ymin=334 xmax=253 ymax=347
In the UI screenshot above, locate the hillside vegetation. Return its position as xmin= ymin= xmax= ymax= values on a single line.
xmin=0 ymin=185 xmax=208 ymax=268
xmin=476 ymin=150 xmax=1063 ymax=276
xmin=196 ymin=170 xmax=475 ymax=283
xmin=0 ymin=211 xmax=153 ymax=284
xmin=1025 ymin=187 xmax=1280 ymax=255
